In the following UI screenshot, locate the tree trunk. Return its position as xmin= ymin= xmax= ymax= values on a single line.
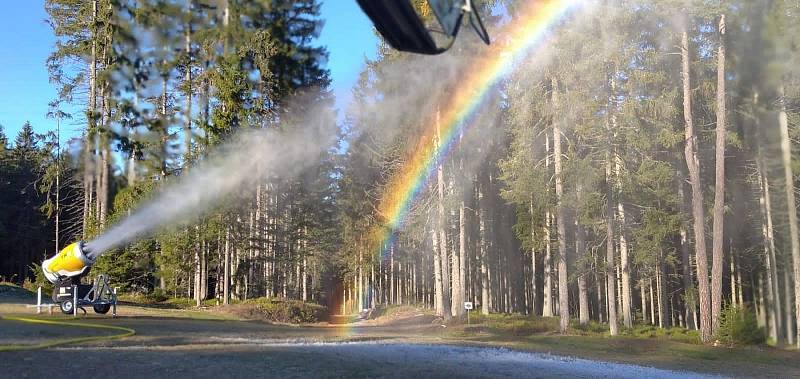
xmin=605 ymin=65 xmax=629 ymax=327
xmin=390 ymin=244 xmax=395 ymax=304
xmin=756 ymin=97 xmax=783 ymax=342
xmin=543 ymin=210 xmax=553 ymax=318
xmin=543 ymin=131 xmax=554 ymax=318
xmin=82 ymin=0 xmax=98 ymax=237
xmin=97 ymin=83 xmax=110 ymax=228
xmin=357 ymin=248 xmax=363 ymax=309
xmin=184 ymin=15 xmax=193 ymax=166
xmin=413 ymin=261 xmax=418 ymax=305
xmin=551 ymin=77 xmax=569 ymax=334
xmin=479 ymin=183 xmax=490 ymax=315
xmin=650 ymin=278 xmax=656 ymax=325
xmin=576 ymin=198 xmax=589 ymax=325
xmin=201 ymin=242 xmax=207 ymax=301
xmin=435 ymin=107 xmax=452 ymax=321
xmin=455 ymin=199 xmax=467 ymax=317
xmin=757 ymin=274 xmax=768 ymax=328
xmin=82 ymin=139 xmax=92 ymax=237
xmin=658 ymin=249 xmax=671 ymax=328
xmin=596 ymin=271 xmax=605 ymax=323
xmin=223 ymin=225 xmax=231 ymax=305
xmin=656 ymin=268 xmax=663 ymax=328
xmin=370 ymin=262 xmax=375 ymax=308
xmin=640 ymin=281 xmax=648 ymax=325
xmin=433 ymin=226 xmax=444 ymax=316
xmin=710 ymin=13 xmax=727 ymax=335
xmin=605 ymin=164 xmax=618 ymax=334
xmin=605 ymin=84 xmax=619 ymax=336
xmin=784 ymin=264 xmax=796 ymax=346
xmin=195 ymin=234 xmax=201 ymax=307
xmin=99 ymin=102 xmax=109 ymax=228
xmin=682 ymin=28 xmax=712 ymax=343
xmin=529 ymin=199 xmax=539 ymax=316
xmin=736 ymin=258 xmax=744 ymax=307
xmin=615 ymin=157 xmax=632 ymax=328
xmin=678 ymin=169 xmax=696 ymax=330
xmin=778 ymin=84 xmax=800 ymax=348
xmin=730 ymin=247 xmax=737 ymax=307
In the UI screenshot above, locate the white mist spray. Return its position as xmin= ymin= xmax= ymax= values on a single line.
xmin=85 ymin=102 xmax=336 ymax=257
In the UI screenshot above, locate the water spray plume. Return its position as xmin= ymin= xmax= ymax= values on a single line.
xmin=82 ymin=99 xmax=336 ymax=258
xmin=371 ymin=0 xmax=583 ymax=261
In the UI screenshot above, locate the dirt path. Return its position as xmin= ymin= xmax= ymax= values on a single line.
xmin=0 ymin=314 xmax=719 ymax=378
xmin=0 ymin=303 xmax=787 ymax=378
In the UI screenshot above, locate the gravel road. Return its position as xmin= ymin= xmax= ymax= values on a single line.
xmin=1 ymin=339 xmax=719 ymax=378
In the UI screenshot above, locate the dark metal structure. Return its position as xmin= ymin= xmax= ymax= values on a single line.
xmin=356 ymin=0 xmax=490 ymax=55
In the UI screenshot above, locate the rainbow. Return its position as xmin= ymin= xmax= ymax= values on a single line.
xmin=373 ymin=0 xmax=582 ymax=259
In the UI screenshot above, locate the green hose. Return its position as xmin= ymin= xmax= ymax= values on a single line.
xmin=0 ymin=316 xmax=135 ymax=352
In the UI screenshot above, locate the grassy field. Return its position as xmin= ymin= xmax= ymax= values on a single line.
xmin=441 ymin=313 xmax=799 ymax=377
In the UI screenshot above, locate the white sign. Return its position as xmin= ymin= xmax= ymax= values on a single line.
xmin=464 ymin=301 xmax=473 ymax=310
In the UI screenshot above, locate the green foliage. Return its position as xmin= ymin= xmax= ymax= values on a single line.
xmin=233 ymin=297 xmax=327 ymax=324
xmin=571 ymin=320 xmax=610 ymax=335
xmin=469 ymin=313 xmax=560 ymax=336
xmin=621 ymin=325 xmax=701 ymax=344
xmin=92 ymin=239 xmax=157 ymax=292
xmin=716 ymin=305 xmax=766 ymax=346
xmin=26 ymin=263 xmax=54 ymax=294
xmin=0 ymin=123 xmax=64 ymax=282
xmin=145 ymin=288 xmax=169 ymax=303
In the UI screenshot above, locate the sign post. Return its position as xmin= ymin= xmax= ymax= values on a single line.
xmin=72 ymin=285 xmax=77 ymax=317
xmin=464 ymin=301 xmax=473 ymax=324
xmin=37 ymin=286 xmax=42 ymax=314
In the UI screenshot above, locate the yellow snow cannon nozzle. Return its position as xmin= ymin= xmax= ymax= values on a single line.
xmin=41 ymin=241 xmax=95 ymax=284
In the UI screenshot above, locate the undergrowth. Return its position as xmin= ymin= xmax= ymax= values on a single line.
xmin=466 ymin=313 xmax=559 ymax=336
xmin=716 ymin=305 xmax=765 ymax=346
xmin=456 ymin=312 xmax=703 ymax=344
xmin=229 ymin=297 xmax=327 ymax=323
xmin=368 ymin=304 xmax=428 ymax=319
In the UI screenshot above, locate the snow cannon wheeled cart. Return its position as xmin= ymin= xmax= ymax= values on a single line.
xmin=42 ymin=242 xmax=117 ymax=315
xmin=51 ymin=273 xmax=117 ymax=315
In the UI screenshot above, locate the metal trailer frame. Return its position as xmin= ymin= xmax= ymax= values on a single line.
xmin=53 ymin=274 xmax=118 ymax=317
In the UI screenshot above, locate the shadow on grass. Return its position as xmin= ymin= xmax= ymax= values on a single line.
xmin=0 ymin=283 xmax=35 ymax=304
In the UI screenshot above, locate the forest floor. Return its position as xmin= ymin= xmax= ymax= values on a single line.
xmin=0 ymin=293 xmax=798 ymax=378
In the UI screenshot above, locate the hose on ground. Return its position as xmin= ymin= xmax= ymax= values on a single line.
xmin=0 ymin=316 xmax=135 ymax=352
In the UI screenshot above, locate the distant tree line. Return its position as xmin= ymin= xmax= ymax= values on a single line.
xmin=0 ymin=122 xmax=80 ymax=281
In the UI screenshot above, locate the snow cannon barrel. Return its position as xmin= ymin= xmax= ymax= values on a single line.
xmin=42 ymin=241 xmax=96 ymax=284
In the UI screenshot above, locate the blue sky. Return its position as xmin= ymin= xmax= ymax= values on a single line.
xmin=0 ymin=1 xmax=60 ymax=140
xmin=317 ymin=0 xmax=379 ymax=120
xmin=0 ymin=0 xmax=377 ymax=143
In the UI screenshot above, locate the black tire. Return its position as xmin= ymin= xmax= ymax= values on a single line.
xmin=60 ymin=300 xmax=74 ymax=314
xmin=93 ymin=303 xmax=111 ymax=314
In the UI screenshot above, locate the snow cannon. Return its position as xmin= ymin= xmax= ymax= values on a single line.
xmin=42 ymin=242 xmax=117 ymax=315
xmin=42 ymin=241 xmax=96 ymax=284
